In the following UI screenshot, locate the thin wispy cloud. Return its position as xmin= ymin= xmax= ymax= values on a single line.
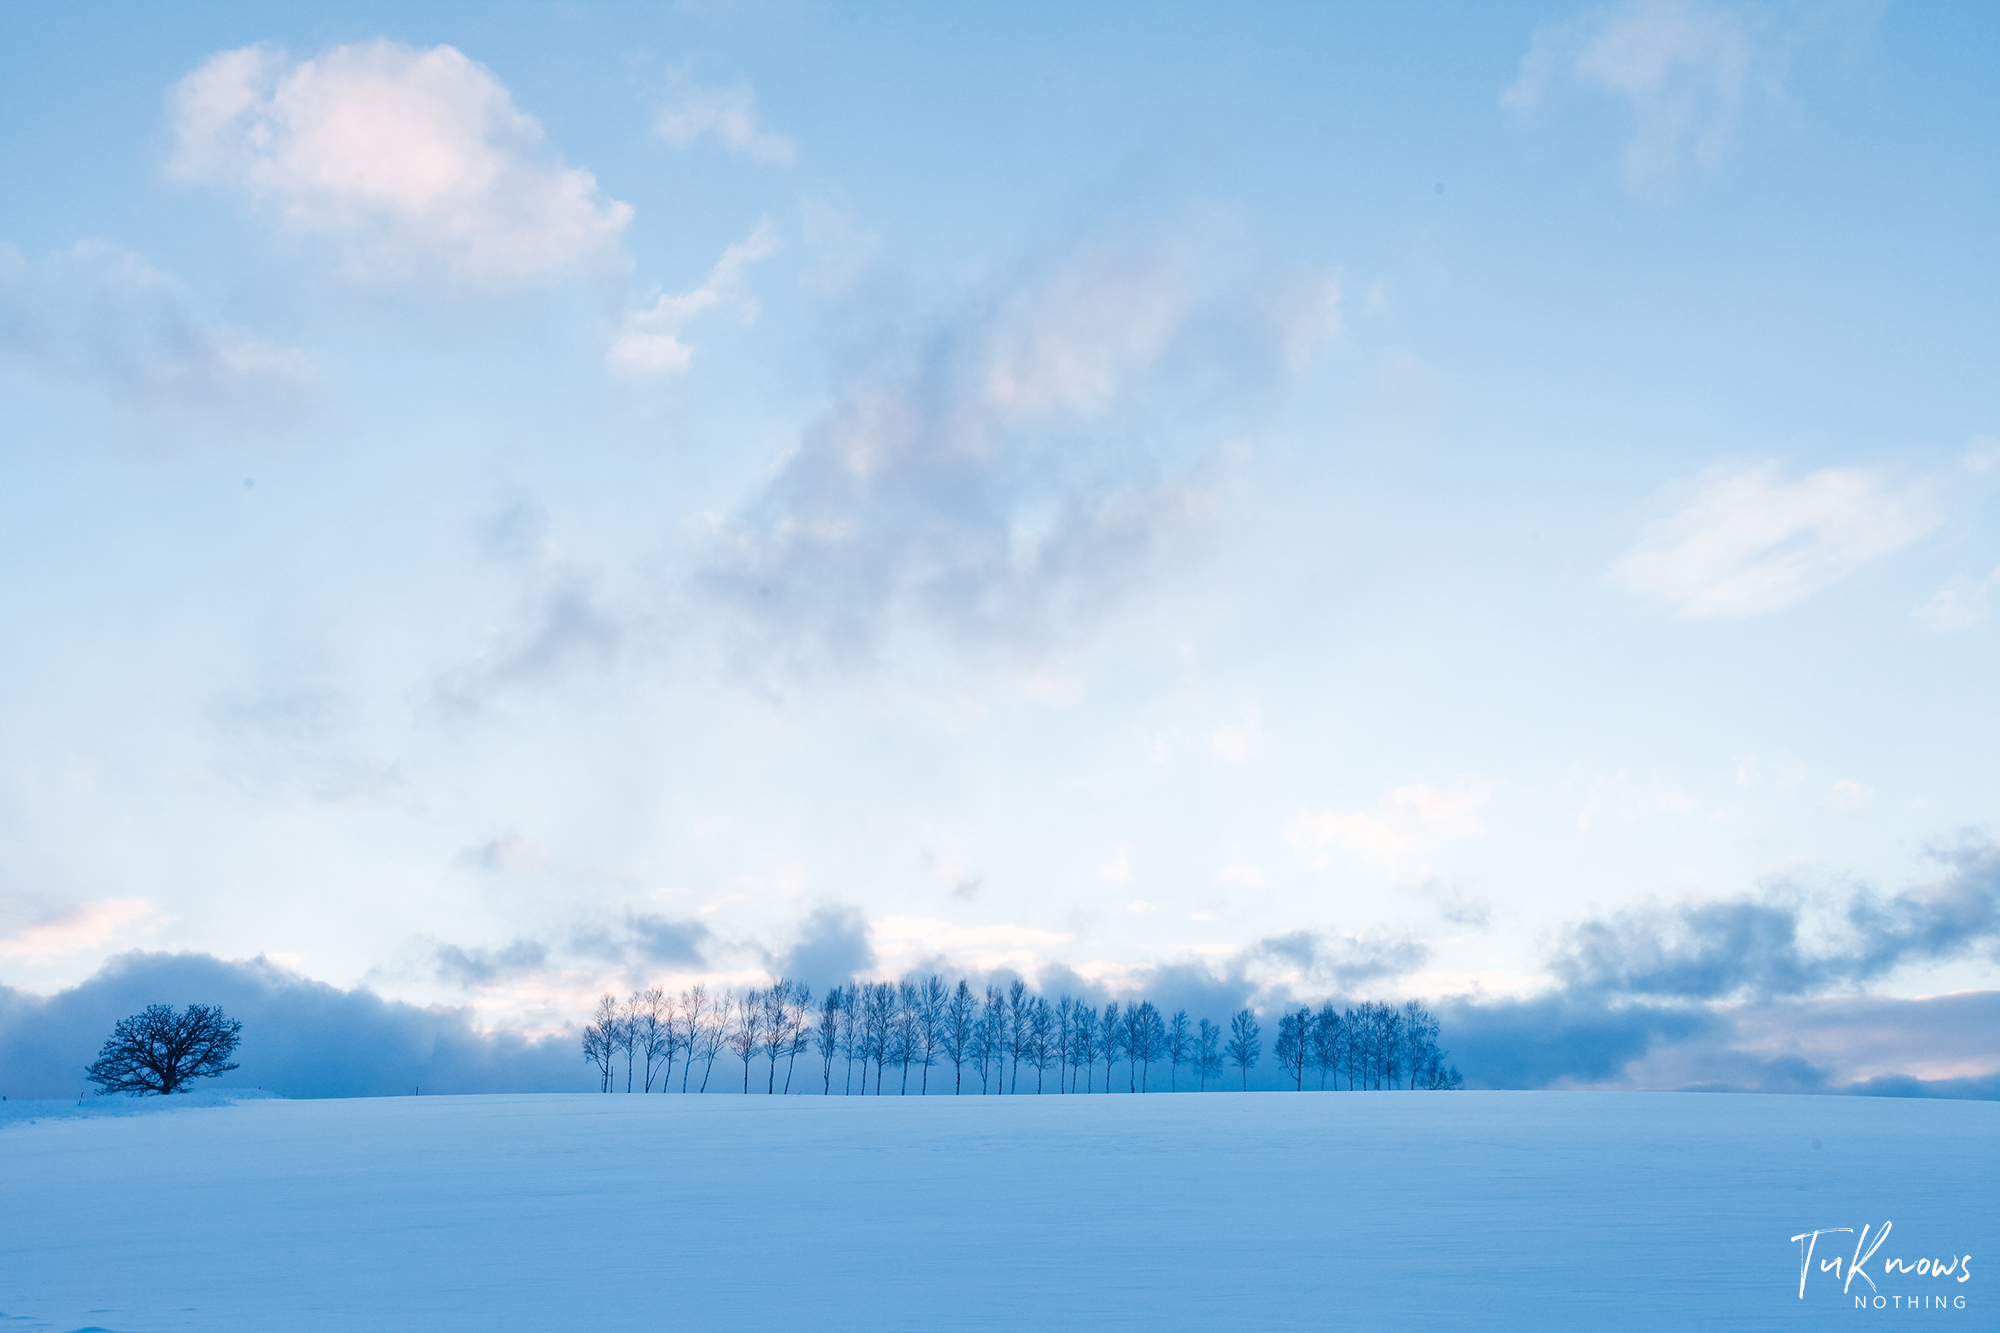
xmin=169 ymin=41 xmax=631 ymax=285
xmin=1912 ymin=568 xmax=1998 ymax=634
xmin=691 ymin=225 xmax=1339 ymax=680
xmin=1289 ymin=783 xmax=1490 ymax=871
xmin=1504 ymin=0 xmax=1756 ymax=193
xmin=656 ymin=74 xmax=796 ymax=165
xmin=0 ymin=240 xmax=311 ymax=412
xmin=0 ymin=899 xmax=165 ymax=962
xmin=1611 ymin=461 xmax=1936 ymax=618
xmin=609 ymin=218 xmax=781 ymax=377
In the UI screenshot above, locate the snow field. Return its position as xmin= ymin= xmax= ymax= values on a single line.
xmin=0 ymin=1090 xmax=1991 ymax=1331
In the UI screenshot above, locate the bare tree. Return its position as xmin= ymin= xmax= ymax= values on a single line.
xmin=1350 ymin=1000 xmax=1391 ymax=1089
xmin=1400 ymin=999 xmax=1462 ymax=1089
xmin=584 ymin=993 xmax=621 ymax=1092
xmin=695 ymin=991 xmax=729 ymax=1092
xmin=1098 ymin=1002 xmax=1123 ymax=1092
xmin=634 ymin=987 xmax=671 ymax=1092
xmin=1054 ymin=995 xmax=1075 ymax=1092
xmin=915 ymin=975 xmax=946 ymax=1094
xmin=1118 ymin=1003 xmax=1140 ymax=1092
xmin=1310 ymin=1002 xmax=1342 ymax=1091
xmin=728 ymin=989 xmax=764 ymax=1093
xmin=816 ymin=987 xmax=845 ymax=1094
xmin=838 ymin=983 xmax=863 ymax=1094
xmin=1226 ymin=1008 xmax=1261 ymax=1089
xmin=1013 ymin=994 xmax=1037 ymax=1093
xmin=613 ymin=992 xmax=640 ymax=1092
xmin=1121 ymin=1003 xmax=1141 ymax=1092
xmin=1025 ymin=996 xmax=1054 ymax=1092
xmin=87 ymin=1004 xmax=242 ymax=1096
xmin=1274 ymin=1007 xmax=1309 ymax=1090
xmin=1196 ymin=1017 xmax=1223 ymax=1090
xmin=892 ymin=979 xmax=920 ymax=1094
xmin=941 ymin=978 xmax=974 ymax=1093
xmin=782 ymin=982 xmax=812 ymax=1093
xmin=862 ymin=981 xmax=895 ymax=1093
xmin=1071 ymin=1003 xmax=1098 ymax=1092
xmin=975 ymin=985 xmax=1003 ymax=1093
xmin=1144 ymin=1004 xmax=1168 ymax=1091
xmin=1005 ymin=978 xmax=1028 ymax=1093
xmin=679 ymin=986 xmax=710 ymax=1093
xmin=761 ymin=980 xmax=800 ymax=1094
xmin=1379 ymin=1002 xmax=1403 ymax=1089
xmin=1342 ymin=1005 xmax=1362 ymax=1089
xmin=1123 ymin=1003 xmax=1152 ymax=1091
xmin=1165 ymin=1009 xmax=1191 ymax=1091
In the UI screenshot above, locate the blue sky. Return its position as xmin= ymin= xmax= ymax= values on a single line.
xmin=2 ymin=0 xmax=1996 ymax=1093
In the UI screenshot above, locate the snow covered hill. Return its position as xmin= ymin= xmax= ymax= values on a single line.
xmin=1 ymin=1090 xmax=1990 ymax=1331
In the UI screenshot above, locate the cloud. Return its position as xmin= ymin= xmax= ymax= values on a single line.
xmin=1966 ymin=434 xmax=2000 ymax=474
xmin=624 ymin=914 xmax=712 ymax=967
xmin=656 ymin=74 xmax=796 ymax=164
xmin=169 ymin=40 xmax=631 ymax=285
xmin=0 ymin=951 xmax=581 ymax=1099
xmin=1248 ymin=931 xmax=1432 ymax=989
xmin=799 ymin=197 xmax=878 ymax=296
xmin=692 ymin=226 xmax=1336 ymax=678
xmin=1912 ymin=568 xmax=1998 ymax=633
xmin=0 ymin=899 xmax=166 ymax=962
xmin=210 ymin=668 xmax=402 ymax=805
xmin=609 ymin=218 xmax=781 ymax=377
xmin=435 ymin=575 xmax=625 ymax=708
xmin=1443 ymin=989 xmax=2000 ymax=1098
xmin=1432 ymin=840 xmax=2000 ymax=1096
xmin=866 ymin=917 xmax=1070 ymax=978
xmin=1553 ymin=840 xmax=2000 ymax=1002
xmin=458 ymin=834 xmax=550 ymax=876
xmin=1210 ymin=709 xmax=1264 ymax=765
xmin=1288 ymin=782 xmax=1490 ymax=870
xmin=0 ymin=240 xmax=311 ymax=412
xmin=433 ymin=939 xmax=548 ymax=986
xmin=567 ymin=913 xmax=712 ymax=971
xmin=1574 ymin=768 xmax=1695 ymax=830
xmin=1042 ymin=860 xmax=1990 ymax=1096
xmin=1440 ymin=992 xmax=1719 ymax=1089
xmin=1504 ymin=0 xmax=1755 ymax=193
xmin=781 ymin=904 xmax=875 ymax=992
xmin=1610 ymin=461 xmax=1936 ymax=618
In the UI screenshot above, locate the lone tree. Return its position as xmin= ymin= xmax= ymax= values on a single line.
xmin=87 ymin=1004 xmax=242 ymax=1095
xmin=1226 ymin=1008 xmax=1261 ymax=1090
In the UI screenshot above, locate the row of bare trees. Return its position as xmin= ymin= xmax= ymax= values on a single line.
xmin=582 ymin=978 xmax=1462 ymax=1093
xmin=1270 ymin=999 xmax=1464 ymax=1090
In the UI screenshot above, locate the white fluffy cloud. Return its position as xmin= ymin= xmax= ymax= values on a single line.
xmin=0 ymin=240 xmax=311 ymax=411
xmin=169 ymin=41 xmax=632 ymax=285
xmin=609 ymin=219 xmax=781 ymax=378
xmin=1288 ymin=783 xmax=1491 ymax=870
xmin=656 ymin=75 xmax=796 ymax=165
xmin=1611 ymin=461 xmax=1937 ymax=618
xmin=1504 ymin=0 xmax=1753 ymax=193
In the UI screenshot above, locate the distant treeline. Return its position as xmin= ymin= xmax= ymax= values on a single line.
xmin=581 ymin=978 xmax=1462 ymax=1095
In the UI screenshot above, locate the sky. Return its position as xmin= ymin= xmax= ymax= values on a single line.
xmin=1 ymin=0 xmax=1997 ymax=1096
